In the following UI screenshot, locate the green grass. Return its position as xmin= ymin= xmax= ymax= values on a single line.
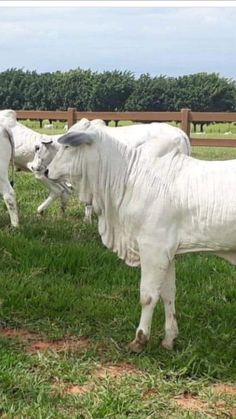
xmin=0 ymin=135 xmax=235 ymax=417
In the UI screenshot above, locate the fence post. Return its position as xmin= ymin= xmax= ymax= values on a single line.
xmin=67 ymin=107 xmax=77 ymax=128
xmin=180 ymin=108 xmax=191 ymax=137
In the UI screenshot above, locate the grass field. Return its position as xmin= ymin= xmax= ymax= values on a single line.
xmin=0 ymin=128 xmax=235 ymax=417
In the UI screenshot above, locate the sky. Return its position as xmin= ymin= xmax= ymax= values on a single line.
xmin=0 ymin=4 xmax=236 ymax=79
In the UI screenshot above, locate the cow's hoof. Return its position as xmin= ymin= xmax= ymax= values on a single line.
xmin=129 ymin=339 xmax=144 ymax=353
xmin=83 ymin=216 xmax=92 ymax=224
xmin=161 ymin=338 xmax=174 ymax=350
xmin=129 ymin=329 xmax=148 ymax=353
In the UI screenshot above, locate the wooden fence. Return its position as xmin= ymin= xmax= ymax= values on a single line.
xmin=16 ymin=108 xmax=236 ymax=147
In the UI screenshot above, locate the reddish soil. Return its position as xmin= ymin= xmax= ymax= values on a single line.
xmin=173 ymin=389 xmax=236 ymax=417
xmin=213 ymin=384 xmax=236 ymax=396
xmin=65 ymin=383 xmax=95 ymax=395
xmin=0 ymin=327 xmax=90 ymax=352
xmin=174 ymin=392 xmax=208 ymax=412
xmin=92 ymin=363 xmax=142 ymax=380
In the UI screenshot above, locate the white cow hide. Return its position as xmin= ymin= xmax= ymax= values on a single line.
xmin=46 ymin=128 xmax=236 ymax=353
xmin=0 ymin=124 xmax=19 ymax=227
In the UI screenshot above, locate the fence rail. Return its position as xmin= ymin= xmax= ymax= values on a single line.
xmin=16 ymin=108 xmax=236 ymax=147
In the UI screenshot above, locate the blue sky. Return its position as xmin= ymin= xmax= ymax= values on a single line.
xmin=0 ymin=6 xmax=236 ymax=79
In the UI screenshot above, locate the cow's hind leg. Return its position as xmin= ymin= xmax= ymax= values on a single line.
xmin=160 ymin=260 xmax=178 ymax=350
xmin=2 ymin=182 xmax=19 ymax=227
xmin=129 ymin=246 xmax=171 ymax=353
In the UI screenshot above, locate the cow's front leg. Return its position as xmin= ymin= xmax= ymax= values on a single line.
xmin=129 ymin=247 xmax=171 ymax=353
xmin=37 ymin=193 xmax=57 ymax=215
xmin=2 ymin=182 xmax=19 ymax=227
xmin=160 ymin=260 xmax=178 ymax=350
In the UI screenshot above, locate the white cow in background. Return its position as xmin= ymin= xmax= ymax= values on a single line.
xmin=29 ymin=119 xmax=106 ymax=221
xmin=46 ymin=128 xmax=236 ymax=352
xmin=29 ymin=119 xmax=109 ymax=220
xmin=0 ymin=112 xmax=19 ymax=227
xmin=43 ymin=123 xmax=54 ymax=129
xmin=0 ymin=110 xmax=69 ymax=215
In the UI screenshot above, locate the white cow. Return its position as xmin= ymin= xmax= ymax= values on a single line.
xmin=10 ymin=117 xmax=106 ymax=217
xmin=32 ymin=118 xmax=190 ymax=220
xmin=43 ymin=123 xmax=54 ymax=129
xmin=0 ymin=123 xmax=19 ymax=227
xmin=0 ymin=111 xmax=69 ymax=216
xmin=70 ymin=118 xmax=191 ymax=155
xmin=46 ymin=128 xmax=236 ymax=352
xmin=29 ymin=119 xmax=106 ymax=220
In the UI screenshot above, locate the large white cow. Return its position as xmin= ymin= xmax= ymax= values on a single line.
xmin=67 ymin=118 xmax=191 ymax=155
xmin=31 ymin=118 xmax=191 ymax=219
xmin=46 ymin=128 xmax=236 ymax=352
xmin=0 ymin=122 xmax=19 ymax=227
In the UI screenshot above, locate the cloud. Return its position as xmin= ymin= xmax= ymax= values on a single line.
xmin=0 ymin=7 xmax=235 ymax=78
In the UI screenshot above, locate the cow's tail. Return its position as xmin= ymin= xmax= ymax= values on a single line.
xmin=4 ymin=127 xmax=15 ymax=187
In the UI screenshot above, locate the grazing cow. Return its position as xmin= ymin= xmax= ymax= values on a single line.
xmin=30 ymin=138 xmax=71 ymax=215
xmin=46 ymin=128 xmax=236 ymax=352
xmin=0 ymin=124 xmax=19 ymax=227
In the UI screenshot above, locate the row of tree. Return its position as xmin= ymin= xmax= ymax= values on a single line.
xmin=0 ymin=68 xmax=235 ymax=112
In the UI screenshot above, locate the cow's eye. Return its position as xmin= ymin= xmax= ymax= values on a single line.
xmin=35 ymin=145 xmax=40 ymax=152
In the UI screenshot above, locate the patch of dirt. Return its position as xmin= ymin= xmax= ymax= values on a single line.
xmin=92 ymin=363 xmax=142 ymax=380
xmin=52 ymin=379 xmax=96 ymax=396
xmin=173 ymin=390 xmax=236 ymax=417
xmin=0 ymin=327 xmax=38 ymax=340
xmin=65 ymin=383 xmax=95 ymax=395
xmin=142 ymin=388 xmax=159 ymax=400
xmin=52 ymin=363 xmax=142 ymax=398
xmin=26 ymin=336 xmax=89 ymax=353
xmin=0 ymin=327 xmax=90 ymax=353
xmin=213 ymin=384 xmax=236 ymax=396
xmin=174 ymin=392 xmax=208 ymax=413
xmin=214 ymin=400 xmax=226 ymax=409
xmin=231 ymin=407 xmax=236 ymax=417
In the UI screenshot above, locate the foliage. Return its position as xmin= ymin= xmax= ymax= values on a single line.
xmin=125 ymin=74 xmax=176 ymax=111
xmin=88 ymin=70 xmax=135 ymax=111
xmin=173 ymin=73 xmax=236 ymax=111
xmin=0 ymin=68 xmax=236 ymax=112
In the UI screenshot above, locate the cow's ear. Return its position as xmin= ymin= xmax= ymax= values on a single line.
xmin=41 ymin=138 xmax=53 ymax=145
xmin=58 ymin=131 xmax=93 ymax=147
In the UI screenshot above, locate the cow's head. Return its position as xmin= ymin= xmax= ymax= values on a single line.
xmin=30 ymin=139 xmax=56 ymax=172
xmin=45 ymin=131 xmax=94 ymax=183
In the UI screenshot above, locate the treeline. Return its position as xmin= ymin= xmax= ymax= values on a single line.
xmin=0 ymin=68 xmax=235 ymax=112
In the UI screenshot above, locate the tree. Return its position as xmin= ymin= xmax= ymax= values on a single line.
xmin=125 ymin=74 xmax=176 ymax=111
xmin=88 ymin=70 xmax=135 ymax=111
xmin=173 ymin=73 xmax=236 ymax=112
